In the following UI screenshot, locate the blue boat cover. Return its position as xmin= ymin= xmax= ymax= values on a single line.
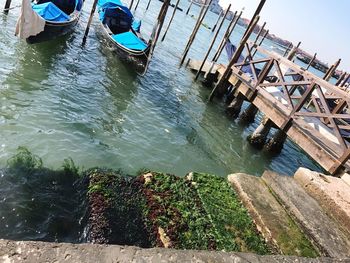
xmin=98 ymin=0 xmax=133 ymax=22
xmin=132 ymin=20 xmax=141 ymax=33
xmin=112 ymin=32 xmax=147 ymax=51
xmin=32 ymin=2 xmax=70 ymax=22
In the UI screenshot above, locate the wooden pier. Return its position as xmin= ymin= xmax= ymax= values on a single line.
xmin=188 ymin=42 xmax=350 ymax=175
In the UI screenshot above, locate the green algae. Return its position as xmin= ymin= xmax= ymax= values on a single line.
xmin=188 ymin=172 xmax=269 ymax=254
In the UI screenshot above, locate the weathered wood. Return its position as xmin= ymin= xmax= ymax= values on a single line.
xmin=239 ymin=103 xmax=259 ymax=123
xmin=82 ymin=0 xmax=99 ymax=46
xmin=161 ymin=0 xmax=181 ymax=41
xmin=209 ymin=15 xmax=260 ymax=100
xmin=180 ymin=0 xmax=213 ymax=66
xmin=283 ymin=43 xmax=293 ymax=57
xmin=3 ymin=0 xmax=12 ymax=14
xmin=287 ymin=41 xmax=301 ymax=61
xmin=324 ymin=59 xmax=341 ymax=81
xmin=251 ymin=29 xmax=269 ymax=57
xmin=340 ymin=73 xmax=350 ymax=88
xmin=134 ymin=0 xmax=141 ymax=10
xmin=247 ymin=116 xmax=273 ymax=148
xmin=195 ymin=4 xmax=231 ymax=80
xmin=129 ymin=0 xmax=135 ymax=9
xmin=211 ymin=10 xmax=222 ymax=32
xmin=306 ymin=53 xmax=317 ymax=70
xmin=336 ymin=72 xmax=347 ymax=86
xmin=265 ymin=130 xmax=287 ymax=153
xmin=145 ymin=0 xmax=152 ymax=10
xmin=185 ymin=0 xmax=193 ymax=15
xmin=242 ymin=0 xmax=266 ymax=39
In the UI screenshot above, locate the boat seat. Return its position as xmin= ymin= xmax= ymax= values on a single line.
xmin=112 ymin=32 xmax=147 ymax=51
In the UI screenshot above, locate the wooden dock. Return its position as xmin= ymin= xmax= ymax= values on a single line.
xmin=188 ymin=42 xmax=350 ymax=175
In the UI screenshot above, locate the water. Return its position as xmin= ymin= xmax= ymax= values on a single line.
xmin=0 ymin=0 xmax=324 ymax=242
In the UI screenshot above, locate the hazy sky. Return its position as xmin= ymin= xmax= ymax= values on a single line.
xmin=218 ymin=0 xmax=349 ymax=71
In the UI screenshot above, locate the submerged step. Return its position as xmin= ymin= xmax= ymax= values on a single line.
xmin=294 ymin=167 xmax=350 ymax=240
xmin=228 ymin=173 xmax=319 ymax=258
xmin=262 ymin=171 xmax=350 ymax=258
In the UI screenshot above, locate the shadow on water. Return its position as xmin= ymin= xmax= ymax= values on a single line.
xmin=0 ymin=147 xmax=88 ymax=243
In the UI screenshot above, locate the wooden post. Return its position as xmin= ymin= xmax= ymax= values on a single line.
xmin=129 ymin=0 xmax=135 ymax=9
xmin=226 ymin=92 xmax=245 ymax=118
xmin=253 ymin=22 xmax=266 ymax=45
xmin=239 ymin=103 xmax=259 ymax=123
xmin=208 ymin=15 xmax=260 ymax=100
xmin=3 ymin=0 xmax=12 ymax=14
xmin=212 ymin=10 xmax=241 ymax=63
xmin=265 ymin=129 xmax=287 ymax=153
xmin=251 ymin=29 xmax=268 ymax=57
xmin=283 ymin=43 xmax=293 ymax=57
xmin=194 ymin=4 xmax=231 ymax=80
xmin=211 ymin=10 xmax=222 ymax=33
xmin=324 ymin=59 xmax=341 ymax=81
xmin=336 ymin=72 xmax=347 ymax=86
xmin=146 ymin=0 xmax=152 ymax=10
xmin=186 ymin=0 xmax=193 ymax=15
xmin=242 ymin=0 xmax=266 ymax=39
xmin=161 ymin=0 xmax=181 ymax=42
xmin=134 ymin=0 xmax=141 ymax=10
xmin=305 ymin=53 xmax=317 ymax=70
xmin=82 ymin=0 xmax=99 ymax=46
xmin=247 ymin=116 xmax=273 ymax=148
xmin=287 ymin=41 xmax=301 ymax=61
xmin=179 ymin=0 xmax=213 ymax=67
xmin=340 ymin=73 xmax=350 ymax=88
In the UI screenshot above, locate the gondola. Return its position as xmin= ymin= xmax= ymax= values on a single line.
xmin=16 ymin=0 xmax=83 ymax=44
xmin=97 ymin=0 xmax=151 ymax=67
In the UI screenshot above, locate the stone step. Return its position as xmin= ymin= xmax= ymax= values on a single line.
xmin=294 ymin=167 xmax=350 ymax=241
xmin=228 ymin=173 xmax=319 ymax=258
xmin=262 ymin=170 xmax=350 ymax=258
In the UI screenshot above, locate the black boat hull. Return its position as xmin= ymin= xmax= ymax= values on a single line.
xmin=26 ymin=17 xmax=79 ymax=44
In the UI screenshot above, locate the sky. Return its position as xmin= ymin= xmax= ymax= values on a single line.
xmin=218 ymin=0 xmax=350 ymax=71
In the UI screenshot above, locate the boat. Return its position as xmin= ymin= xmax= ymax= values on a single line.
xmin=15 ymin=0 xmax=83 ymax=44
xmin=96 ymin=0 xmax=151 ymax=68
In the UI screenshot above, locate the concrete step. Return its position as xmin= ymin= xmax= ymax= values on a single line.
xmin=262 ymin=170 xmax=350 ymax=258
xmin=228 ymin=173 xmax=319 ymax=258
xmin=294 ymin=167 xmax=350 ymax=240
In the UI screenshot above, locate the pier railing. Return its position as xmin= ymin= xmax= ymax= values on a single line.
xmin=230 ymin=42 xmax=350 ymax=173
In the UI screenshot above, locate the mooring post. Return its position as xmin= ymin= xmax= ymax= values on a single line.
xmin=282 ymin=43 xmax=293 ymax=57
xmin=212 ymin=11 xmax=241 ymax=63
xmin=226 ymin=92 xmax=245 ymax=118
xmin=251 ymin=29 xmax=268 ymax=57
xmin=3 ymin=0 xmax=12 ymax=14
xmin=286 ymin=41 xmax=301 ymax=61
xmin=179 ymin=0 xmax=213 ymax=67
xmin=208 ymin=15 xmax=260 ymax=101
xmin=145 ymin=0 xmax=152 ymax=10
xmin=340 ymin=73 xmax=350 ymax=88
xmin=82 ymin=0 xmax=99 ymax=46
xmin=129 ymin=0 xmax=135 ymax=9
xmin=211 ymin=10 xmax=222 ymax=33
xmin=336 ymin=72 xmax=347 ymax=86
xmin=242 ymin=0 xmax=266 ymax=39
xmin=239 ymin=103 xmax=259 ymax=123
xmin=247 ymin=116 xmax=273 ymax=148
xmin=264 ymin=129 xmax=288 ymax=153
xmin=305 ymin=53 xmax=317 ymax=70
xmin=161 ymin=0 xmax=181 ymax=42
xmin=253 ymin=22 xmax=266 ymax=45
xmin=134 ymin=0 xmax=141 ymax=10
xmin=185 ymin=0 xmax=193 ymax=15
xmin=195 ymin=4 xmax=231 ymax=80
xmin=324 ymin=59 xmax=341 ymax=81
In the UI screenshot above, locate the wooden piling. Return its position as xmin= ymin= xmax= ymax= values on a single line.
xmin=208 ymin=15 xmax=260 ymax=100
xmin=340 ymin=74 xmax=350 ymax=88
xmin=194 ymin=4 xmax=231 ymax=80
xmin=212 ymin=11 xmax=241 ymax=63
xmin=305 ymin=53 xmax=317 ymax=70
xmin=179 ymin=0 xmax=213 ymax=67
xmin=161 ymin=0 xmax=181 ymax=42
xmin=265 ymin=130 xmax=287 ymax=153
xmin=146 ymin=0 xmax=152 ymax=10
xmin=286 ymin=41 xmax=301 ymax=61
xmin=82 ymin=0 xmax=99 ymax=46
xmin=251 ymin=29 xmax=268 ymax=57
xmin=211 ymin=10 xmax=222 ymax=33
xmin=247 ymin=116 xmax=273 ymax=148
xmin=186 ymin=1 xmax=193 ymax=15
xmin=283 ymin=43 xmax=293 ymax=57
xmin=3 ymin=0 xmax=12 ymax=14
xmin=134 ymin=0 xmax=141 ymax=10
xmin=129 ymin=0 xmax=135 ymax=9
xmin=226 ymin=93 xmax=245 ymax=118
xmin=242 ymin=0 xmax=266 ymax=39
xmin=239 ymin=103 xmax=259 ymax=123
xmin=336 ymin=72 xmax=347 ymax=86
xmin=324 ymin=59 xmax=341 ymax=81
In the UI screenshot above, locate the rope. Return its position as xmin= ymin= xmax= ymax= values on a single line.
xmin=3 ymin=4 xmax=21 ymax=11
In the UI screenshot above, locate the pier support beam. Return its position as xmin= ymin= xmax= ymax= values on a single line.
xmin=264 ymin=129 xmax=287 ymax=153
xmin=247 ymin=116 xmax=273 ymax=148
xmin=239 ymin=103 xmax=259 ymax=123
xmin=226 ymin=93 xmax=245 ymax=118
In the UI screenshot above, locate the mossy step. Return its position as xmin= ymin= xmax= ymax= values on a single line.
xmin=228 ymin=173 xmax=319 ymax=258
xmin=262 ymin=171 xmax=350 ymax=258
